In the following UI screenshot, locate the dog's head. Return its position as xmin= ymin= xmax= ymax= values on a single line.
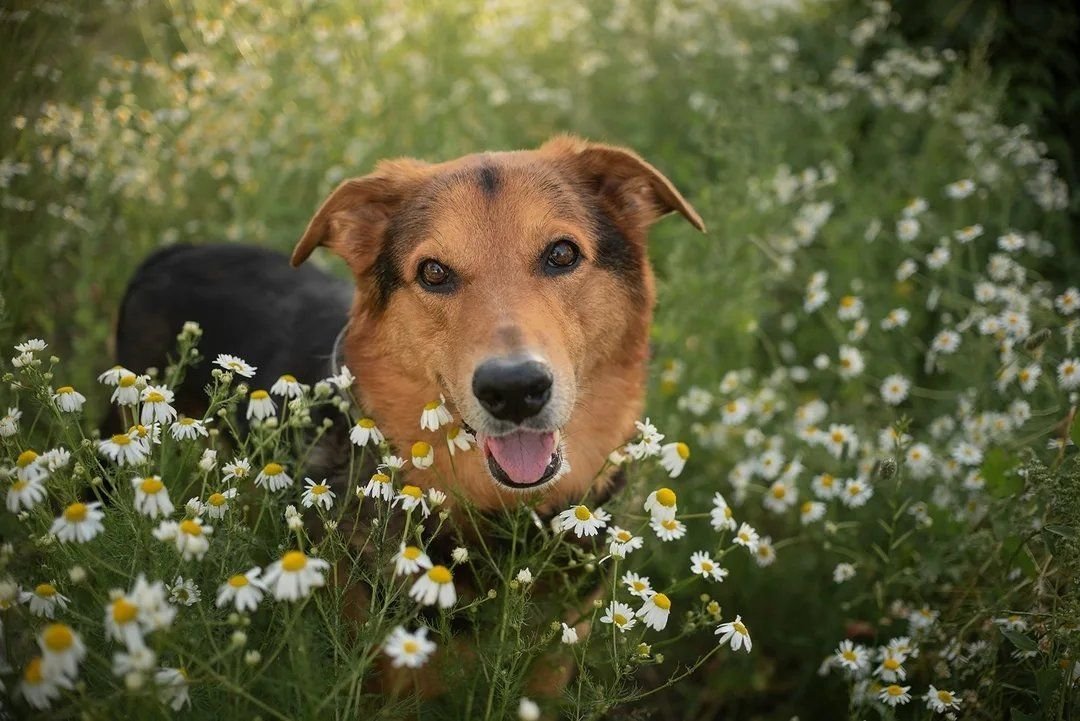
xmin=292 ymin=136 xmax=703 ymax=508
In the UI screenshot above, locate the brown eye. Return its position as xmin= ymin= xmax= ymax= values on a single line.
xmin=545 ymin=238 xmax=580 ymax=273
xmin=418 ymin=259 xmax=453 ymax=290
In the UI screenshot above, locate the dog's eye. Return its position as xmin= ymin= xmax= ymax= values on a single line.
xmin=544 ymin=238 xmax=580 ymax=274
xmin=418 ymin=259 xmax=453 ymax=290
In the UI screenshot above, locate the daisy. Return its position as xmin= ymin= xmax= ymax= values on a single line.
xmin=427 ymin=488 xmax=447 ymax=507
xmin=833 ymin=563 xmax=856 ymax=583
xmin=97 ymin=365 xmax=129 ymax=385
xmin=721 ymin=398 xmax=751 ymax=425
xmin=411 ymin=441 xmax=434 ymax=469
xmin=98 ymin=433 xmax=149 ymax=466
xmin=1055 ymin=288 xmax=1080 ymax=315
xmin=955 ymin=224 xmax=984 ymax=245
xmin=420 ymin=396 xmax=453 ymax=431
xmin=255 ymin=462 xmax=292 ymax=491
xmin=262 ymin=550 xmax=330 ymax=601
xmin=154 ymin=518 xmax=213 ymax=561
xmin=945 ymin=178 xmax=975 ymax=198
xmin=879 ymin=684 xmax=912 ymax=706
xmin=606 ymin=526 xmax=644 ymax=559
xmin=155 ymin=667 xmax=191 ymax=711
xmin=140 ymin=385 xmax=177 ymax=425
xmin=931 ymin=329 xmax=961 ymax=354
xmin=132 ymin=475 xmax=174 ymax=519
xmin=644 ymin=487 xmax=678 ymax=521
xmin=710 ymin=492 xmax=737 ymax=531
xmin=51 ymin=386 xmax=86 ymax=413
xmin=408 ymin=565 xmax=456 ymax=608
xmin=880 ymin=307 xmax=911 ymax=330
xmin=896 ymin=217 xmax=920 ymax=242
xmin=204 ymin=488 xmax=238 ymax=519
xmin=14 ymin=449 xmax=46 ymax=482
xmin=19 ymin=656 xmax=71 ymax=710
xmin=446 ymin=425 xmax=474 ymax=455
xmin=394 ymin=544 xmax=433 ymax=576
xmin=600 ymin=601 xmax=637 ymax=632
xmin=112 ymin=646 xmax=157 ymax=679
xmin=222 ymin=457 xmax=251 ymax=483
xmin=690 ymin=551 xmax=728 ymax=582
xmin=362 ymin=472 xmax=395 ymax=501
xmin=0 ymin=406 xmax=21 ymax=436
xmin=105 ymin=594 xmax=146 ymax=650
xmin=951 ymin=441 xmax=983 ymax=466
xmin=246 ymin=389 xmax=276 ymax=421
xmin=659 ymin=442 xmax=689 ymax=477
xmin=754 ymin=537 xmax=777 ymax=567
xmin=394 ymin=484 xmax=431 ymax=517
xmin=21 ymin=582 xmax=70 ymax=618
xmin=561 ymin=623 xmax=579 ymax=644
xmin=837 ymin=294 xmax=863 ymax=320
xmin=557 ymin=504 xmax=610 ymax=537
xmin=835 ymin=640 xmax=870 ymax=673
xmin=636 ymin=592 xmax=672 ymax=631
xmin=39 ymin=622 xmax=86 ymax=680
xmin=111 ymin=372 xmax=144 ymax=406
xmin=1018 ymin=363 xmax=1041 ymax=393
xmin=270 ymin=374 xmax=304 ymax=398
xmin=812 ymin=473 xmax=839 ymax=499
xmin=383 ymin=626 xmax=437 ymax=668
xmin=732 ymin=522 xmax=760 ymax=552
xmin=15 ymin=338 xmax=47 ymax=353
xmin=214 ymin=354 xmax=256 ymax=377
xmin=380 ymin=455 xmax=407 ymax=474
xmin=763 ymin=479 xmax=797 ymax=513
xmin=169 ymin=417 xmax=208 ymax=441
xmin=841 ymin=478 xmax=873 ymax=508
xmin=800 ymin=500 xmax=826 ymax=524
xmin=837 ymin=345 xmax=865 ymax=378
xmin=650 ymin=517 xmax=686 ymax=541
xmin=880 ymin=374 xmax=911 ymax=405
xmin=924 ymin=685 xmax=962 ymax=713
xmin=51 ymin=502 xmax=105 ymax=543
xmin=7 ymin=476 xmax=47 ymax=513
xmin=350 ymin=418 xmax=384 ymax=447
xmin=328 ymin=364 xmax=355 ymax=389
xmin=823 ymin=424 xmax=857 ymax=459
xmin=1057 ymin=358 xmax=1080 ymax=389
xmin=216 ymin=568 xmax=267 ymax=612
xmin=622 ymin=572 xmax=653 ymax=599
xmin=716 ymin=615 xmax=752 ymax=652
xmin=874 ymin=649 xmax=907 ymax=682
xmin=301 ymin=477 xmax=336 ymax=510
xmin=168 ymin=577 xmax=201 ymax=606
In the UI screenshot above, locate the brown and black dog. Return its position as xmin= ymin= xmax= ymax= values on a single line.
xmin=118 ymin=135 xmax=703 ymax=516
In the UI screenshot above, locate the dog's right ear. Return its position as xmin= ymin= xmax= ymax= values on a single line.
xmin=291 ymin=159 xmax=427 ymax=271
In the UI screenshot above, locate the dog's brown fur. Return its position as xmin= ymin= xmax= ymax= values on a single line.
xmin=292 ymin=135 xmax=703 ymax=512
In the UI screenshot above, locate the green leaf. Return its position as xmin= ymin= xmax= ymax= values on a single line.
xmin=1001 ymin=628 xmax=1039 ymax=653
xmin=1010 ymin=708 xmax=1040 ymax=721
xmin=1043 ymin=524 xmax=1077 ymax=539
xmin=983 ymin=448 xmax=1022 ymax=498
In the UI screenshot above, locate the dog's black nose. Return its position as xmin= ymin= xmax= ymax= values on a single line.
xmin=472 ymin=358 xmax=553 ymax=423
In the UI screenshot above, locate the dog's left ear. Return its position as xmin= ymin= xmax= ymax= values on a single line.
xmin=544 ymin=135 xmax=705 ymax=233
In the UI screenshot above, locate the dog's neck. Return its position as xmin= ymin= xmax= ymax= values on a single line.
xmin=342 ymin=319 xmax=647 ymax=513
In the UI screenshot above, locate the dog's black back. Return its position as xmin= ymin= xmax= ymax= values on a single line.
xmin=114 ymin=243 xmax=351 ymax=420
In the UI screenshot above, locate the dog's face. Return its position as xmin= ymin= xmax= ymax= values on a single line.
xmin=293 ymin=136 xmax=703 ymax=507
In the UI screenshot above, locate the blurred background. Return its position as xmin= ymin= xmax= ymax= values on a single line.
xmin=1 ymin=0 xmax=1078 ymax=718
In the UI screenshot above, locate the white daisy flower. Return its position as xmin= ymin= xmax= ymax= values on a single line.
xmin=140 ymin=385 xmax=177 ymax=425
xmin=411 ymin=441 xmax=434 ymax=469
xmin=14 ymin=338 xmax=47 ymax=353
xmin=213 ymin=354 xmax=257 ymax=377
xmin=720 ymin=398 xmax=751 ymax=425
xmin=110 ymin=372 xmax=144 ymax=406
xmin=168 ymin=576 xmax=201 ymax=607
xmin=246 ymin=390 xmax=276 ymax=421
xmin=21 ymin=582 xmax=70 ymax=618
xmin=659 ymin=442 xmax=689 ymax=477
xmin=837 ymin=345 xmax=865 ymax=378
xmin=896 ymin=217 xmax=920 ymax=242
xmin=835 ymin=640 xmax=870 ymax=673
xmin=880 ymin=374 xmax=911 ymax=405
xmin=380 ymin=455 xmax=407 ymax=474
xmin=154 ymin=518 xmax=213 ymax=561
xmin=300 ymin=477 xmax=336 ymax=510
xmin=362 ymin=472 xmax=395 ymax=501
xmin=812 ymin=473 xmax=840 ymax=499
xmin=710 ymin=492 xmax=737 ymax=531
xmin=420 ymin=396 xmax=453 ymax=431
xmin=328 ymin=364 xmax=355 ymax=389
xmin=621 ymin=571 xmax=653 ymax=599
xmin=270 ymin=374 xmax=304 ymax=398
xmin=1018 ymin=363 xmax=1041 ymax=393
xmin=606 ymin=526 xmax=644 ymax=559
xmin=837 ymin=294 xmax=863 ymax=320
xmin=800 ymin=500 xmax=826 ymax=524
xmin=954 ymin=224 xmax=984 ymax=243
xmin=600 ymin=601 xmax=637 ymax=632
xmin=427 ymin=488 xmax=447 ymax=507
xmin=7 ymin=476 xmax=47 ymax=513
xmin=636 ymin=592 xmax=672 ymax=631
xmin=874 ymin=649 xmax=907 ymax=682
xmin=394 ymin=545 xmax=433 ymax=576
xmin=222 ymin=458 xmax=251 ymax=484
xmin=880 ymin=308 xmax=911 ymax=330
xmin=841 ymin=478 xmax=874 ymax=508
xmin=945 ymin=178 xmax=975 ymax=199
xmin=132 ymin=475 xmax=174 ymax=519
xmin=155 ymin=667 xmax=191 ymax=711
xmin=98 ymin=432 xmax=149 ymax=466
xmin=924 ymin=685 xmax=962 ymax=713
xmin=732 ymin=522 xmax=760 ymax=552
xmin=18 ymin=656 xmax=71 ymax=710
xmin=104 ymin=594 xmax=146 ymax=650
xmin=833 ymin=563 xmax=856 ymax=583
xmin=255 ymin=462 xmax=292 ymax=491
xmin=169 ymin=417 xmax=208 ymax=441
xmin=878 ymin=684 xmax=912 ymax=707
xmin=204 ymin=488 xmax=238 ymax=519
xmin=650 ymin=517 xmax=686 ymax=542
xmin=644 ymin=487 xmax=678 ymax=521
xmin=198 ymin=448 xmax=217 ymax=472
xmin=446 ymin=425 xmax=475 ymax=455
xmin=350 ymin=418 xmax=384 ymax=447
xmin=824 ymin=424 xmax=858 ymax=459
xmin=38 ymin=622 xmax=86 ymax=680
xmin=560 ymin=623 xmax=579 ymax=644
xmin=690 ymin=551 xmax=728 ymax=582
xmin=951 ymin=441 xmax=983 ymax=466
xmin=930 ymin=329 xmax=961 ymax=354
xmin=0 ymin=406 xmax=22 ymax=437
xmin=50 ymin=501 xmax=105 ymax=544
xmin=393 ymin=484 xmax=431 ymax=517
xmin=1055 ymin=288 xmax=1079 ymax=315
xmin=97 ymin=365 xmax=129 ymax=386
xmin=408 ymin=565 xmax=456 ymax=608
xmin=557 ymin=504 xmax=610 ymax=537
xmin=262 ymin=551 xmax=330 ymax=601
xmin=216 ymin=568 xmax=267 ymax=612
xmin=51 ymin=386 xmax=86 ymax=413
xmin=1057 ymin=358 xmax=1080 ymax=389
xmin=763 ymin=479 xmax=797 ymax=514
xmin=754 ymin=537 xmax=777 ymax=567
xmin=383 ymin=626 xmax=437 ymax=668
xmin=716 ymin=614 xmax=752 ymax=652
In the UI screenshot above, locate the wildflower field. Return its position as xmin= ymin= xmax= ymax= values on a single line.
xmin=2 ymin=1 xmax=1080 ymax=719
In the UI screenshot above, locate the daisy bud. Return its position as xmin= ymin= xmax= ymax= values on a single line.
xmin=231 ymin=631 xmax=247 ymax=647
xmin=487 ymin=589 xmax=497 ymax=599
xmin=593 ymin=598 xmax=603 ymax=609
xmin=518 ymin=697 xmax=540 ymax=721
xmin=69 ymin=565 xmax=87 ymax=583
xmin=125 ymin=671 xmax=145 ymax=690
xmin=655 ymin=653 xmax=665 ymax=664
xmin=637 ymin=643 xmax=651 ymax=658
xmin=451 ymin=547 xmax=469 ymax=564
xmin=1024 ymin=328 xmax=1051 ymax=351
xmin=244 ymin=650 xmax=261 ymax=666
xmin=876 ymin=458 xmax=898 ymax=481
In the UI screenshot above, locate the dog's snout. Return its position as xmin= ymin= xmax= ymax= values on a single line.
xmin=472 ymin=358 xmax=553 ymax=423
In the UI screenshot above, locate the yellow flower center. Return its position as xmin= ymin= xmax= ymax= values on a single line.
xmin=842 ymin=650 xmax=857 ymax=662
xmin=701 ymin=561 xmax=713 ymax=571
xmin=428 ymin=565 xmax=452 ymax=584
xmin=112 ymin=598 xmax=138 ymax=624
xmin=675 ymin=442 xmax=689 ymax=460
xmin=573 ymin=506 xmax=592 ymax=521
xmin=371 ymin=473 xmax=390 ymax=485
xmin=424 ymin=401 xmax=440 ymax=411
xmin=734 ymin=620 xmax=748 ymax=636
xmin=250 ymin=390 xmax=269 ymax=400
xmin=228 ymin=574 xmax=249 ymax=588
xmin=447 ymin=426 xmax=460 ymax=440
xmin=401 ymin=484 xmax=422 ymax=499
xmin=111 ymin=433 xmax=132 ymax=446
xmin=801 ymin=501 xmax=814 ymax=514
xmin=411 ymin=441 xmax=432 ymax=458
xmin=725 ymin=401 xmax=739 ymax=413
xmin=64 ymin=502 xmax=88 ymax=522
xmin=840 ymin=295 xmax=855 ymax=308
xmin=655 ymin=488 xmax=677 ymax=507
xmin=140 ymin=477 xmax=164 ymax=494
xmin=738 ymin=531 xmax=750 ymax=542
xmin=821 ymin=474 xmax=834 ymax=487
xmin=358 ymin=418 xmax=376 ymax=429
xmin=179 ymin=519 xmax=202 ymax=536
xmin=16 ymin=450 xmax=38 ymax=468
xmin=57 ymin=386 xmax=74 ymax=394
xmin=937 ymin=690 xmax=953 ymax=703
xmin=724 ymin=507 xmax=733 ymax=518
xmin=132 ymin=424 xmax=150 ymax=438
xmin=12 ymin=480 xmax=27 ymax=491
xmin=263 ymin=462 xmax=284 ymax=476
xmin=613 ymin=613 xmax=628 ymax=626
xmin=884 ymin=658 xmax=900 ymax=671
xmin=310 ymin=484 xmax=328 ymax=495
xmin=208 ymin=492 xmax=227 ymax=506
xmin=403 ymin=640 xmax=419 ymax=653
xmin=652 ymin=593 xmax=671 ymax=611
xmin=280 ymin=374 xmax=296 ymax=383
xmin=282 ymin=551 xmax=308 ymax=572
xmin=42 ymin=623 xmax=75 ymax=652
xmin=632 ymin=581 xmax=646 ymax=591
xmin=840 ymin=358 xmax=852 ymax=368
xmin=119 ymin=375 xmax=136 ymax=388
xmin=848 ymin=484 xmax=862 ymax=496
xmin=24 ymin=657 xmax=44 ymax=684
xmin=616 ymin=531 xmax=632 ymax=542
xmin=831 ymin=431 xmax=845 ymax=443
xmin=35 ymin=582 xmax=57 ymax=597
xmin=662 ymin=519 xmax=678 ymax=531
xmin=179 ymin=417 xmax=195 ymax=426
xmin=886 ymin=685 xmax=904 ymax=697
xmin=772 ymin=484 xmax=787 ymax=499
xmin=145 ymin=391 xmax=165 ymax=403
xmin=402 ymin=546 xmax=422 ymax=560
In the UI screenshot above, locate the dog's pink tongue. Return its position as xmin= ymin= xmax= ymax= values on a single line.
xmin=486 ymin=431 xmax=556 ymax=485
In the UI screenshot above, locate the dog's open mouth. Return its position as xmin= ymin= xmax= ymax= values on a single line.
xmin=476 ymin=429 xmax=563 ymax=490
